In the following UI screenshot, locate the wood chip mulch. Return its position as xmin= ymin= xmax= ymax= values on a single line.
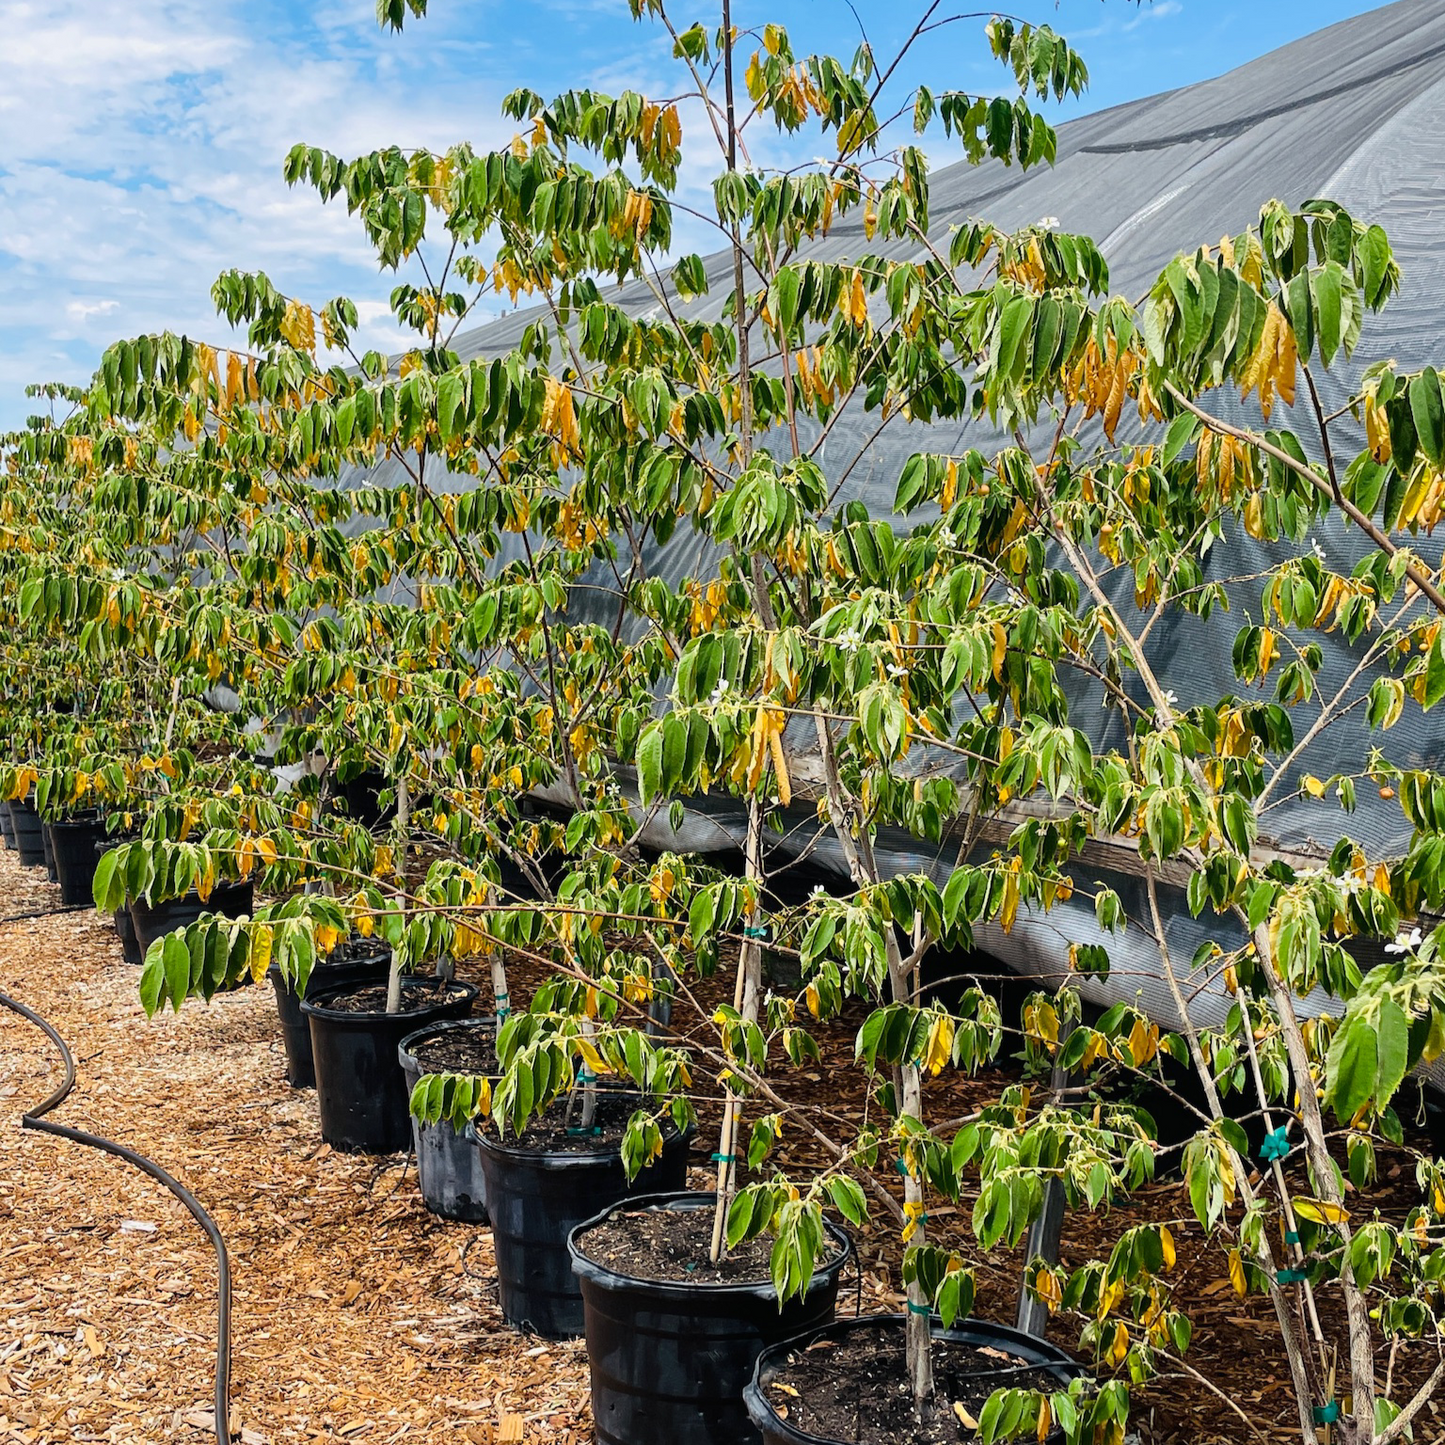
xmin=0 ymin=849 xmax=589 ymax=1444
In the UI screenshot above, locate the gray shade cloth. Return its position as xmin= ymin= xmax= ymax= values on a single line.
xmin=346 ymin=0 xmax=1445 ymax=1043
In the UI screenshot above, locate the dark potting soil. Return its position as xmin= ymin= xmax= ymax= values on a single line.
xmin=318 ymin=980 xmax=470 ymax=1015
xmin=411 ymin=1026 xmax=498 ymax=1076
xmin=764 ymin=1329 xmax=1065 ymax=1445
xmin=478 ymin=1089 xmax=681 ymax=1157
xmin=327 ymin=938 xmax=391 ymax=967
xmin=578 ymin=1203 xmax=844 ymax=1285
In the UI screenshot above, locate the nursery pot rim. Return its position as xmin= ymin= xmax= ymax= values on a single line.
xmin=264 ymin=941 xmax=392 ymax=988
xmin=466 ymin=1116 xmax=692 ymax=1171
xmin=131 ymin=878 xmax=253 ymax=908
xmin=744 ymin=1312 xmax=1083 ymax=1445
xmin=301 ymin=976 xmax=480 ymax=1024
xmin=397 ymin=1014 xmax=500 ymax=1073
xmin=568 ymin=1188 xmax=851 ymax=1298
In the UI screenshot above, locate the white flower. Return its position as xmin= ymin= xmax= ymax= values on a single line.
xmin=886 ymin=662 xmax=907 ymax=679
xmin=1385 ymin=927 xmax=1423 ymax=955
xmin=1038 ymin=216 xmax=1060 ymax=230
xmin=709 ymin=678 xmax=729 ymax=703
xmin=1310 ymin=537 xmax=1327 ymax=564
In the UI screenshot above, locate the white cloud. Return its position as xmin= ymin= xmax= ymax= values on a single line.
xmin=64 ymin=299 xmax=119 ymax=322
xmin=0 ymin=0 xmax=519 ymax=424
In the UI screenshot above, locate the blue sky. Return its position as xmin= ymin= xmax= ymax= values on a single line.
xmin=0 ymin=0 xmax=1396 ymax=429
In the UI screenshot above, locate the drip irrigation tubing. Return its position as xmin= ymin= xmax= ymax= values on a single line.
xmin=0 ymin=909 xmax=232 ymax=1445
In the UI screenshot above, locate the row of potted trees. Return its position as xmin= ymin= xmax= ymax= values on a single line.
xmin=6 ymin=2 xmax=1445 ymax=1442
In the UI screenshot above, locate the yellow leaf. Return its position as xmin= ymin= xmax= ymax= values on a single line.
xmin=1293 ymin=1198 xmax=1349 ymax=1226
xmin=1160 ymin=1225 xmax=1176 ymax=1270
xmin=1302 ymin=774 xmax=1326 ymax=798
xmin=1228 ymin=1248 xmax=1247 ymax=1298
xmin=902 ymin=1198 xmax=927 ymax=1243
xmin=280 ymin=300 xmax=317 ymax=354
xmin=1034 ymin=1268 xmax=1062 ymax=1313
xmin=953 ymin=1402 xmax=980 ymax=1431
xmin=1106 ymin=1320 xmax=1129 ymax=1367
xmin=1258 ymin=629 xmax=1277 ymax=675
xmin=991 ymin=622 xmax=1007 ymax=682
xmin=768 ymin=724 xmax=792 ymax=806
xmin=576 ymin=1037 xmax=610 ymax=1076
xmin=923 ymin=1014 xmax=955 ymax=1076
xmin=1036 ymin=1397 xmax=1052 ymax=1443
xmin=250 ymin=924 xmax=274 ymax=984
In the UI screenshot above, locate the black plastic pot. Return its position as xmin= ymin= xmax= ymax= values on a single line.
xmin=39 ymin=822 xmax=58 ymax=882
xmin=128 ymin=880 xmax=254 ymax=957
xmin=0 ymin=803 xmax=12 ymax=849
xmin=472 ymin=1119 xmax=692 ymax=1340
xmin=267 ymin=944 xmax=392 ymax=1089
xmin=114 ymin=908 xmax=143 ymax=965
xmin=398 ymin=1017 xmax=496 ymax=1222
xmin=745 ymin=1315 xmax=1080 ymax=1445
xmin=6 ymin=800 xmax=46 ymax=868
xmin=302 ymin=978 xmax=479 ymax=1154
xmin=47 ymin=817 xmax=107 ymax=907
xmin=570 ymin=1192 xmax=848 ymax=1445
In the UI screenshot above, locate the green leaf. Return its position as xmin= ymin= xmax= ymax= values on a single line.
xmin=163 ymin=933 xmax=191 ymax=1013
xmin=1425 ymin=636 xmax=1445 ymax=711
xmin=726 ymin=1190 xmax=756 ymax=1250
xmin=138 ymin=946 xmax=165 ymax=1017
xmin=1376 ymin=996 xmax=1410 ymax=1107
xmin=825 ymin=1175 xmax=867 ymax=1228
xmin=1325 ymin=1011 xmax=1378 ymax=1122
xmin=1311 ymin=262 xmax=1344 ymax=367
xmin=636 ymin=724 xmax=664 ymax=805
xmin=436 ymin=371 xmax=465 ymax=443
xmin=1409 ymin=368 xmax=1445 ymax=467
xmin=91 ymin=848 xmax=120 ymax=912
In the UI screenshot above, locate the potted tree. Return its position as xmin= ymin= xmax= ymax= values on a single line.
xmin=12 ymin=2 xmax=1445 ymax=1440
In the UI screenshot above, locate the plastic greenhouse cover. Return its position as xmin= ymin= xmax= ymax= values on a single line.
xmin=334 ymin=0 xmax=1445 ymax=1053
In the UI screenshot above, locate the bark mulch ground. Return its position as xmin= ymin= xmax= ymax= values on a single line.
xmin=2 ymin=848 xmax=1443 ymax=1444
xmin=0 ymin=850 xmax=588 ymax=1444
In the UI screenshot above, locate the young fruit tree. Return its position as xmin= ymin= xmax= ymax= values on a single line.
xmin=7 ymin=1 xmax=1445 ymax=1442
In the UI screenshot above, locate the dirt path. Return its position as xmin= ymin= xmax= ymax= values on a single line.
xmin=0 ymin=849 xmax=590 ymax=1444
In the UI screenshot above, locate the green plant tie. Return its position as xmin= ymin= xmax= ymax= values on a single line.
xmin=1284 ymin=1230 xmax=1301 ymax=1246
xmin=566 ymin=1125 xmax=603 ymax=1136
xmin=1259 ymin=1127 xmax=1292 ymax=1162
xmin=711 ymin=1152 xmax=737 ymax=1163
xmin=1277 ymin=1267 xmax=1309 ymax=1284
xmin=895 ymin=1157 xmax=910 ymax=1176
xmin=905 ymin=1301 xmax=932 ymax=1316
xmin=578 ymin=1068 xmax=596 ymax=1084
xmin=1312 ymin=1402 xmax=1340 ymax=1426
xmin=495 ymin=989 xmax=510 ymax=1019
xmin=743 ymin=925 xmax=768 ymax=939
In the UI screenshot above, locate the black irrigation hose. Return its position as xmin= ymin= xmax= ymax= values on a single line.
xmin=0 ymin=903 xmax=93 ymax=924
xmin=0 ymin=941 xmax=233 ymax=1444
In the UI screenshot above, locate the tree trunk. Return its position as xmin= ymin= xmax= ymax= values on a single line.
xmin=710 ymin=797 xmax=766 ymax=1264
xmin=385 ymin=775 xmax=410 ymax=1014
